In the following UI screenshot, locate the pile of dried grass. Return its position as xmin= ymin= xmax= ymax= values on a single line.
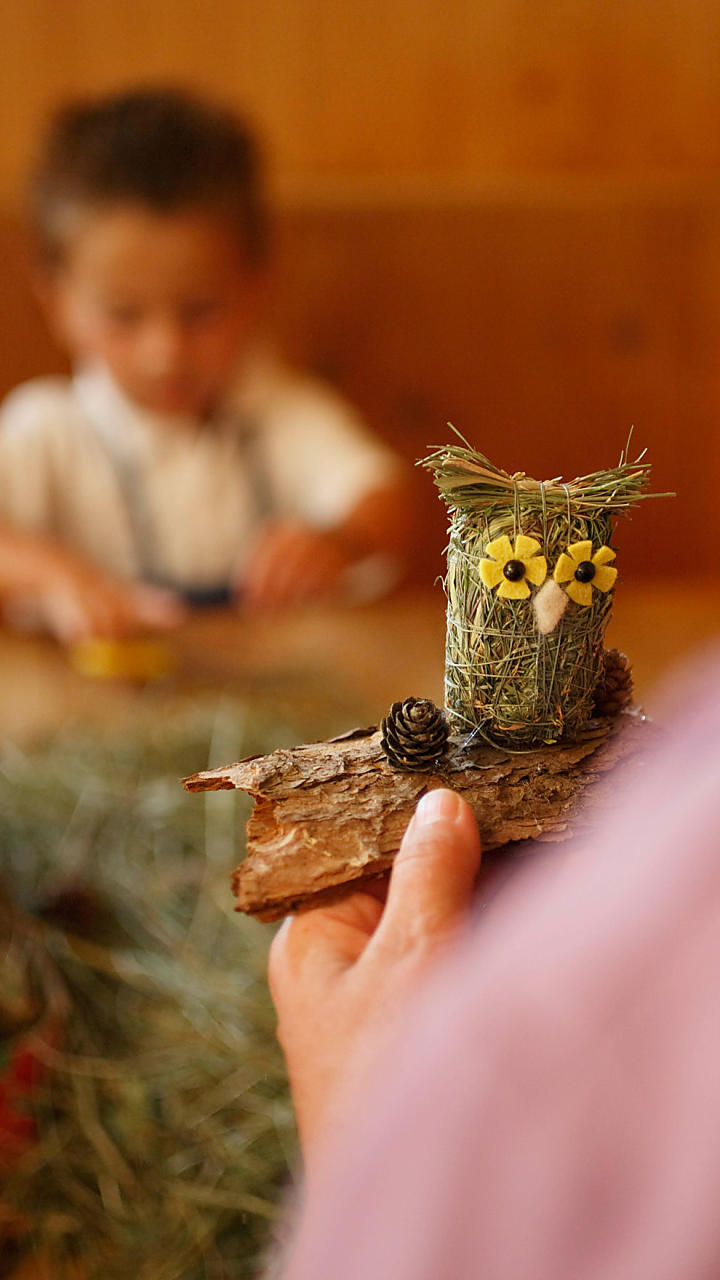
xmin=0 ymin=703 xmax=299 ymax=1279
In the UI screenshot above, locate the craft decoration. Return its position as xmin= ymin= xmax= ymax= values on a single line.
xmin=479 ymin=534 xmax=547 ymax=599
xmin=380 ymin=698 xmax=450 ymax=771
xmin=423 ymin=434 xmax=655 ymax=748
xmin=553 ymin=540 xmax=617 ymax=606
xmin=184 ymin=430 xmax=666 ymax=923
xmin=593 ymin=648 xmax=634 ymax=717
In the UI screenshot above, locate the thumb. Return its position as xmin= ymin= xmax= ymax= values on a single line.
xmin=371 ymin=788 xmax=481 ymax=958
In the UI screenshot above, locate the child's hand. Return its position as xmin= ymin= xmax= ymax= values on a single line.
xmin=241 ymin=521 xmax=353 ymax=609
xmin=34 ymin=555 xmax=184 ymax=642
xmin=268 ymin=790 xmax=481 ymax=1167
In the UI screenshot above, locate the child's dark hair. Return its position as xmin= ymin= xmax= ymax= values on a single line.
xmin=28 ymin=86 xmax=268 ymax=266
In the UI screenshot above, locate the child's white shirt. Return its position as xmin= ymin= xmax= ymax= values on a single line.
xmin=0 ymin=352 xmax=401 ymax=590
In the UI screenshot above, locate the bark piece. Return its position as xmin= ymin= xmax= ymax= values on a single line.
xmin=183 ymin=710 xmax=652 ymax=922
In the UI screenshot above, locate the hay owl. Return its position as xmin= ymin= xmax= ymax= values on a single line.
xmin=424 ymin=435 xmax=654 ymax=748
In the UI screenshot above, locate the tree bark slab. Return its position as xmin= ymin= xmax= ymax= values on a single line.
xmin=183 ymin=710 xmax=652 ymax=922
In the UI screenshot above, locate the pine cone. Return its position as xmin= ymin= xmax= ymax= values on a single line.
xmin=593 ymin=649 xmax=634 ymax=717
xmin=381 ymin=698 xmax=449 ymax=771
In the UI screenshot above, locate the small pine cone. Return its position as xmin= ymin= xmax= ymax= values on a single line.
xmin=381 ymin=698 xmax=449 ymax=771
xmin=593 ymin=649 xmax=634 ymax=717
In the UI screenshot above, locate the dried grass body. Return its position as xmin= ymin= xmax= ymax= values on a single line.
xmin=424 ymin=437 xmax=655 ymax=748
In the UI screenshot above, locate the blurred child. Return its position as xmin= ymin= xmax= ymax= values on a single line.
xmin=0 ymin=88 xmax=412 ymax=641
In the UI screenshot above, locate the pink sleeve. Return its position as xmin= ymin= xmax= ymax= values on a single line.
xmin=282 ymin=647 xmax=720 ymax=1280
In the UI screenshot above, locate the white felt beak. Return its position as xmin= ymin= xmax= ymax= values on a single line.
xmin=532 ymin=579 xmax=570 ymax=635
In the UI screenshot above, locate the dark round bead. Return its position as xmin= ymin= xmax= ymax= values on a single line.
xmin=574 ymin=560 xmax=596 ymax=583
xmin=503 ymin=558 xmax=526 ymax=582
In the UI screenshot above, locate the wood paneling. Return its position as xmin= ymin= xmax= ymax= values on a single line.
xmin=4 ymin=0 xmax=720 ymax=201
xmin=0 ymin=2 xmax=719 ymax=578
xmin=270 ymin=189 xmax=718 ymax=577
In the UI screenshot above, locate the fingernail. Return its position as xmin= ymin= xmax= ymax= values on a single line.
xmin=415 ymin=788 xmax=462 ymax=825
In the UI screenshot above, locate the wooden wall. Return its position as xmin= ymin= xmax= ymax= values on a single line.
xmin=2 ymin=0 xmax=720 ymax=577
xmin=6 ymin=0 xmax=720 ymax=189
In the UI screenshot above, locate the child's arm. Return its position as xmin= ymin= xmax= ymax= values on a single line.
xmin=241 ymin=476 xmax=415 ymax=608
xmin=0 ymin=525 xmax=184 ymax=642
xmin=268 ymin=790 xmax=481 ymax=1170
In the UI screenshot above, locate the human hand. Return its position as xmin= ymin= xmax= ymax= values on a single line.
xmin=268 ymin=789 xmax=482 ymax=1167
xmin=240 ymin=521 xmax=353 ymax=609
xmin=32 ymin=552 xmax=184 ymax=642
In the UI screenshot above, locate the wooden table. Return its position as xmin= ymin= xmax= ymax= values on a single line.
xmin=0 ymin=582 xmax=718 ymax=748
xmin=1 ymin=581 xmax=718 ymax=1278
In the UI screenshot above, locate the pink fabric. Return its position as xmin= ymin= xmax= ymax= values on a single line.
xmin=282 ymin=648 xmax=720 ymax=1280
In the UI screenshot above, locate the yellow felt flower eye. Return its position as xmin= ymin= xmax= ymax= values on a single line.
xmin=479 ymin=533 xmax=547 ymax=600
xmin=553 ymin=541 xmax=617 ymax=607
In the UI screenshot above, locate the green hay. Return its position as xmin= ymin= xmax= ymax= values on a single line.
xmin=423 ymin=432 xmax=663 ymax=748
xmin=0 ymin=704 xmax=300 ymax=1279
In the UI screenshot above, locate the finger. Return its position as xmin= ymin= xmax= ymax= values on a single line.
xmin=45 ymin=593 xmax=93 ymax=644
xmin=271 ymin=562 xmax=323 ymax=604
xmin=251 ymin=548 xmax=309 ymax=608
xmin=269 ymin=891 xmax=385 ymax=996
xmin=243 ymin=525 xmax=297 ymax=606
xmin=49 ymin=587 xmax=115 ymax=642
xmin=242 ymin=544 xmax=282 ymax=608
xmin=131 ymin=585 xmax=186 ymax=630
xmin=282 ymin=549 xmax=343 ymax=602
xmin=370 ymin=789 xmax=481 ymax=957
xmin=244 ymin=526 xmax=336 ymax=607
xmin=266 ymin=533 xmax=334 ymax=604
xmin=262 ymin=546 xmax=308 ymax=605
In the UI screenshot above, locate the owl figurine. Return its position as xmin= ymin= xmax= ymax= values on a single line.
xmin=424 ymin=437 xmax=653 ymax=748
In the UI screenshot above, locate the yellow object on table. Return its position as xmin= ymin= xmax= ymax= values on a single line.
xmin=68 ymin=637 xmax=176 ymax=682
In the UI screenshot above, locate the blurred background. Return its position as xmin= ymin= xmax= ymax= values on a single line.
xmin=2 ymin=0 xmax=719 ymax=581
xmin=1 ymin=7 xmax=719 ymax=1275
